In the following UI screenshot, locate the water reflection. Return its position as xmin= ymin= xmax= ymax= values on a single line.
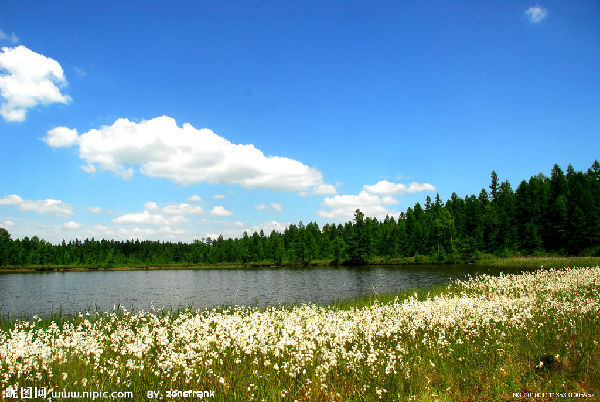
xmin=0 ymin=265 xmax=520 ymax=318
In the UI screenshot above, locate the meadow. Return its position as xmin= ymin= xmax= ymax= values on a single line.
xmin=1 ymin=266 xmax=599 ymax=401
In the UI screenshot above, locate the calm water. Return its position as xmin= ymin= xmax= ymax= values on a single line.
xmin=0 ymin=265 xmax=515 ymax=318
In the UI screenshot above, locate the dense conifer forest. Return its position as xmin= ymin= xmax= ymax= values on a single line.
xmin=1 ymin=161 xmax=599 ymax=267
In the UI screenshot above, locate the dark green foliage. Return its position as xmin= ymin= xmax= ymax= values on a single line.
xmin=1 ymin=160 xmax=599 ymax=267
xmin=0 ymin=227 xmax=11 ymax=266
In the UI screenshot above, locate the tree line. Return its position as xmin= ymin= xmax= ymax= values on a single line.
xmin=0 ymin=160 xmax=599 ymax=267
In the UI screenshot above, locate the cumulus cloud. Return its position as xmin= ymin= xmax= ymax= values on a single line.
xmin=42 ymin=127 xmax=79 ymax=147
xmin=116 ymin=226 xmax=185 ymax=240
xmin=317 ymin=191 xmax=398 ymax=220
xmin=92 ymin=224 xmax=114 ymax=235
xmin=187 ymin=195 xmax=202 ymax=202
xmin=317 ymin=180 xmax=435 ymax=221
xmin=43 ymin=116 xmax=334 ymax=192
xmin=212 ymin=194 xmax=226 ymax=199
xmin=254 ymin=202 xmax=283 ymax=213
xmin=224 ymin=220 xmax=245 ymax=227
xmin=86 ymin=206 xmax=103 ymax=214
xmin=210 ymin=205 xmax=233 ymax=217
xmin=203 ymin=233 xmax=222 ymax=240
xmin=0 ymin=194 xmax=22 ymax=205
xmin=215 ymin=220 xmax=290 ymax=239
xmin=524 ymin=5 xmax=548 ymax=23
xmin=0 ymin=45 xmax=71 ymax=122
xmin=270 ymin=202 xmax=283 ymax=212
xmin=249 ymin=220 xmax=289 ymax=234
xmin=363 ymin=180 xmax=436 ymax=195
xmin=162 ymin=203 xmax=204 ymax=215
xmin=0 ymin=194 xmax=74 ymax=216
xmin=63 ymin=220 xmax=83 ymax=230
xmin=144 ymin=201 xmax=159 ymax=211
xmin=313 ymin=183 xmax=337 ymax=194
xmin=112 ymin=201 xmax=205 ymax=226
xmin=113 ymin=210 xmax=187 ymax=226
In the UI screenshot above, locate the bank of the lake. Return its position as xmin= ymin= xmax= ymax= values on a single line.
xmin=1 ymin=266 xmax=598 ymax=402
xmin=2 ymin=255 xmax=599 ymax=273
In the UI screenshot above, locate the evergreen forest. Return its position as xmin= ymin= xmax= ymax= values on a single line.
xmin=1 ymin=161 xmax=599 ymax=267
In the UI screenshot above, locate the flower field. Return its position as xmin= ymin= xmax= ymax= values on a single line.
xmin=1 ymin=267 xmax=599 ymax=401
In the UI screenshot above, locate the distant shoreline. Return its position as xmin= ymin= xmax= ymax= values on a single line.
xmin=1 ymin=255 xmax=598 ymax=273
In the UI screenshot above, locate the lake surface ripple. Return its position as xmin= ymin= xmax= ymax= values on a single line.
xmin=0 ymin=265 xmax=511 ymax=318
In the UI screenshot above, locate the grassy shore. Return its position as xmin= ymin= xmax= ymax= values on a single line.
xmin=1 ymin=266 xmax=599 ymax=401
xmin=476 ymin=255 xmax=600 ymax=270
xmin=2 ymin=255 xmax=600 ymax=273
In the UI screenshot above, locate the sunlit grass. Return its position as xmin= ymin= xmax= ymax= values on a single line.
xmin=1 ymin=267 xmax=599 ymax=401
xmin=479 ymin=255 xmax=600 ymax=270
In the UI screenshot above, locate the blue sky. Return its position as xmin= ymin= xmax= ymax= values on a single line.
xmin=1 ymin=1 xmax=599 ymax=242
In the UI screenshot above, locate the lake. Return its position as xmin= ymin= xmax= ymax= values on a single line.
xmin=0 ymin=265 xmax=517 ymax=318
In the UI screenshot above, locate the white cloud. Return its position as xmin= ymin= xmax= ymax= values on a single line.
xmin=114 ymin=210 xmax=166 ymax=225
xmin=2 ymin=220 xmax=14 ymax=227
xmin=212 ymin=194 xmax=225 ymax=199
xmin=44 ymin=116 xmax=334 ymax=192
xmin=113 ymin=210 xmax=187 ymax=226
xmin=0 ymin=194 xmax=22 ymax=205
xmin=116 ymin=226 xmax=185 ymax=240
xmin=254 ymin=202 xmax=283 ymax=213
xmin=0 ymin=194 xmax=73 ymax=216
xmin=144 ymin=201 xmax=159 ymax=211
xmin=216 ymin=220 xmax=290 ymax=239
xmin=42 ymin=127 xmax=79 ymax=147
xmin=84 ymin=224 xmax=116 ymax=238
xmin=112 ymin=201 xmax=204 ymax=226
xmin=0 ymin=45 xmax=71 ymax=122
xmin=524 ymin=5 xmax=548 ymax=23
xmin=210 ymin=205 xmax=233 ymax=217
xmin=203 ymin=233 xmax=222 ymax=240
xmin=20 ymin=199 xmax=74 ymax=216
xmin=92 ymin=224 xmax=113 ymax=233
xmin=249 ymin=220 xmax=289 ymax=234
xmin=224 ymin=220 xmax=245 ymax=227
xmin=63 ymin=220 xmax=83 ymax=230
xmin=363 ymin=180 xmax=436 ymax=195
xmin=317 ymin=191 xmax=397 ymax=220
xmin=158 ymin=226 xmax=186 ymax=235
xmin=162 ymin=203 xmax=204 ymax=215
xmin=80 ymin=163 xmax=98 ymax=174
xmin=316 ymin=180 xmax=435 ymax=221
xmin=0 ymin=30 xmax=19 ymax=44
xmin=86 ymin=206 xmax=103 ymax=214
xmin=313 ymin=183 xmax=337 ymax=194
xmin=187 ymin=195 xmax=202 ymax=202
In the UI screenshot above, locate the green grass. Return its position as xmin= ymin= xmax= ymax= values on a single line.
xmin=477 ymin=255 xmax=600 ymax=270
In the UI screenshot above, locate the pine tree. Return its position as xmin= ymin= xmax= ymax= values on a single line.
xmin=0 ymin=227 xmax=11 ymax=266
xmin=489 ymin=171 xmax=499 ymax=201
